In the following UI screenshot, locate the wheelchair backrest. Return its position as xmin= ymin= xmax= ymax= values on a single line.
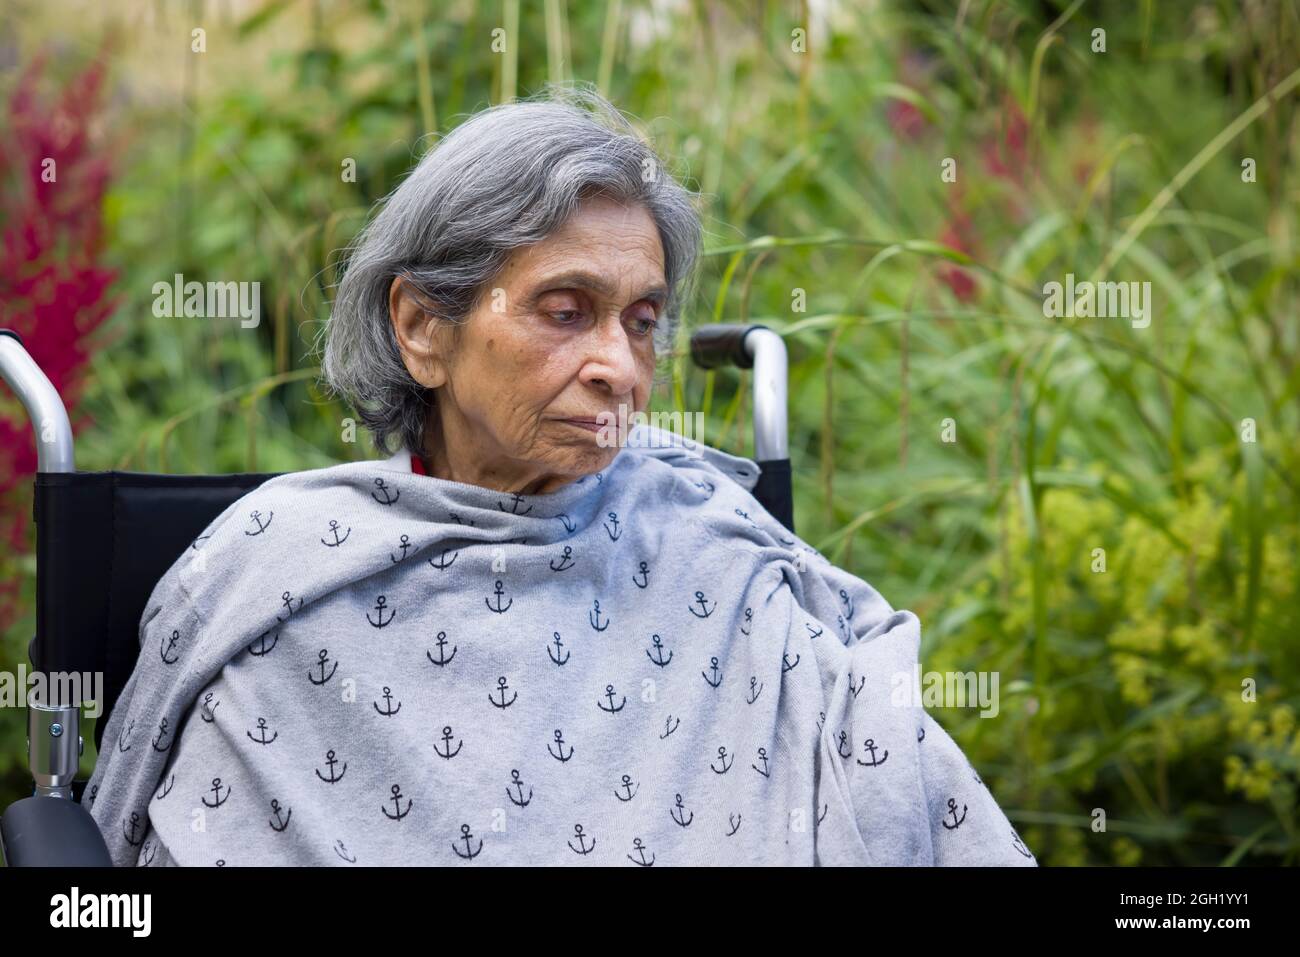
xmin=32 ymin=471 xmax=281 ymax=756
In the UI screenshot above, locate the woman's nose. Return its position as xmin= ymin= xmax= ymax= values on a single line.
xmin=581 ymin=321 xmax=640 ymax=395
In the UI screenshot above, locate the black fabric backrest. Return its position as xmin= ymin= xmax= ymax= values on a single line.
xmin=32 ymin=471 xmax=281 ymax=756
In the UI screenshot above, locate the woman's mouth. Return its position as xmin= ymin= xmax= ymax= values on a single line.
xmin=559 ymin=418 xmax=607 ymax=433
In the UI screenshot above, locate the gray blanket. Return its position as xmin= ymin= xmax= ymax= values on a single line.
xmin=84 ymin=424 xmax=1036 ymax=866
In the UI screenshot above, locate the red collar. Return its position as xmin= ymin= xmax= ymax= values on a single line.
xmin=410 ymin=454 xmax=429 ymax=476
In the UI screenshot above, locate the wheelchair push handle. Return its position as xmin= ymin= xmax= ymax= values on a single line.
xmin=0 ymin=329 xmax=75 ymax=473
xmin=688 ymin=324 xmax=793 ymax=532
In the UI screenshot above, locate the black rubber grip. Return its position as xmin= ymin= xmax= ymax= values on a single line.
xmin=690 ymin=324 xmax=766 ymax=370
xmin=0 ymin=794 xmax=113 ymax=866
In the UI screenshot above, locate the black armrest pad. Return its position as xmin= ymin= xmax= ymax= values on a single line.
xmin=1 ymin=795 xmax=113 ymax=867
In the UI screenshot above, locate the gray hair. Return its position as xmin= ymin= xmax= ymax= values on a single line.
xmin=318 ymin=84 xmax=703 ymax=459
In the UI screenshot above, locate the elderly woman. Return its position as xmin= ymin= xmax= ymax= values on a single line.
xmin=86 ymin=88 xmax=1034 ymax=867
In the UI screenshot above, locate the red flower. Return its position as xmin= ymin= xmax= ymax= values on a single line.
xmin=0 ymin=46 xmax=119 ymax=626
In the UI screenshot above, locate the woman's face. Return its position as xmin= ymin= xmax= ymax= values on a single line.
xmin=389 ymin=194 xmax=668 ymax=494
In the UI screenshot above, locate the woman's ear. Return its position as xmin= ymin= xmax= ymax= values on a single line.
xmin=388 ymin=275 xmax=448 ymax=388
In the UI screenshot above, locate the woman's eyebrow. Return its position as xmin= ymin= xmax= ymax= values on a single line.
xmin=528 ymin=269 xmax=668 ymax=305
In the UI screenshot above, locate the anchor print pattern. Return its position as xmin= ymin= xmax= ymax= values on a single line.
xmin=84 ymin=446 xmax=1035 ymax=868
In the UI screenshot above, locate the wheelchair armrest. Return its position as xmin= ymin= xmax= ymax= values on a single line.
xmin=1 ymin=794 xmax=113 ymax=866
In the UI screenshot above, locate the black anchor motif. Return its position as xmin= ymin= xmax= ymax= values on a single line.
xmin=548 ymin=729 xmax=574 ymax=762
xmin=308 ymin=649 xmax=338 ymax=685
xmin=190 ymin=533 xmax=212 ymax=550
xmin=426 ymin=630 xmax=457 ymax=667
xmin=839 ymin=588 xmax=855 ymax=619
xmin=689 ymin=590 xmax=715 ymax=618
xmin=452 ymin=824 xmax=483 ymax=860
xmin=315 ymin=749 xmax=347 ymax=783
xmin=333 ymin=840 xmax=357 ymax=863
xmin=847 ymin=672 xmax=866 ymax=697
xmin=498 ymin=492 xmax=532 ymax=515
xmin=428 ymin=547 xmax=458 ymax=570
xmin=507 ymin=770 xmax=532 ymax=807
xmin=448 ymin=512 xmax=475 ymax=527
xmin=626 ymin=837 xmax=655 ymax=866
xmin=155 ymin=774 xmax=174 ymax=801
xmin=116 ymin=719 xmax=134 ymax=753
xmin=122 ymin=811 xmax=145 ymax=846
xmin=245 ymin=509 xmax=273 ymax=536
xmin=645 ymin=633 xmax=672 ymax=667
xmin=373 ymin=686 xmax=401 ymax=716
xmin=248 ymin=626 xmax=278 ymax=657
xmin=549 ymin=545 xmax=575 ymax=571
xmin=597 ymin=684 xmax=626 ymax=713
xmin=632 ymin=561 xmax=650 ymax=588
xmin=603 ymin=511 xmax=622 ymax=541
xmin=857 ymin=738 xmax=889 ymax=767
xmin=588 ymin=599 xmax=609 ymax=632
xmin=277 ymin=590 xmax=303 ymax=621
xmin=371 ymin=477 xmax=399 ymax=505
xmin=659 ymin=715 xmax=680 ymax=739
xmin=693 ymin=479 xmax=715 ymax=498
xmin=320 ymin=519 xmax=350 ymax=547
xmin=160 ymin=629 xmax=180 ymax=664
xmin=918 ymin=724 xmax=926 ymax=743
xmin=836 ymin=731 xmax=853 ymax=759
xmin=485 ymin=580 xmax=513 ymax=614
xmin=711 ymin=746 xmax=733 ymax=774
xmin=942 ymin=798 xmax=967 ymax=830
xmin=554 ymin=513 xmax=577 ymax=534
xmin=151 ymin=717 xmax=172 ymax=752
xmin=434 ymin=725 xmax=463 ymax=760
xmin=702 ymin=656 xmax=723 ymax=688
xmin=670 ymin=793 xmax=694 ymax=827
xmin=746 ymin=676 xmax=763 ymax=704
xmin=739 ymin=607 xmax=753 ymax=636
xmin=726 ymin=813 xmax=742 ymax=836
xmin=806 ymin=622 xmax=823 ymax=640
xmin=613 ymin=774 xmax=639 ymax=802
xmin=382 ymin=784 xmax=412 ymax=821
xmin=568 ymin=824 xmax=595 ymax=855
xmin=390 ymin=534 xmax=412 ymax=563
xmin=202 ymin=777 xmax=230 ymax=807
xmin=197 ymin=691 xmax=218 ymax=722
xmin=488 ymin=676 xmax=518 ymax=709
xmin=752 ymin=746 xmax=771 ymax=777
xmin=269 ymin=799 xmax=292 ymax=832
xmin=734 ymin=507 xmax=758 ymax=529
xmin=87 ymin=783 xmax=98 ymax=808
xmin=141 ymin=841 xmax=156 ymax=866
xmin=246 ymin=717 xmax=278 ymax=745
xmin=818 ymin=803 xmax=829 ymax=824
xmin=367 ymin=595 xmax=395 ymax=628
xmin=782 ymin=652 xmax=801 ymax=673
xmin=547 ymin=631 xmax=570 ymax=665
xmin=1012 ymin=828 xmax=1033 ymax=858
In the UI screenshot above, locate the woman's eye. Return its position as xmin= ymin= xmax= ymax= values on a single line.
xmin=630 ymin=316 xmax=657 ymax=336
xmin=549 ymin=310 xmax=581 ymax=325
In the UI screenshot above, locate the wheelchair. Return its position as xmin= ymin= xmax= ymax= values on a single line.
xmin=0 ymin=323 xmax=791 ymax=866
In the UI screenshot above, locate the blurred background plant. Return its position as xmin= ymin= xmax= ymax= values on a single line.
xmin=0 ymin=0 xmax=1297 ymax=865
